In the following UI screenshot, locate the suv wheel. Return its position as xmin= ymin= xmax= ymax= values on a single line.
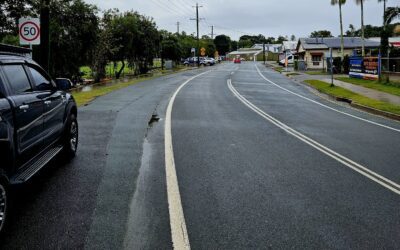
xmin=0 ymin=181 xmax=8 ymax=233
xmin=63 ymin=113 xmax=78 ymax=159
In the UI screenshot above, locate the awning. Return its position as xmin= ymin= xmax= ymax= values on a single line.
xmin=391 ymin=42 xmax=400 ymax=48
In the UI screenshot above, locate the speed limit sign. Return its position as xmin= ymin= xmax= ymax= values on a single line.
xmin=19 ymin=17 xmax=41 ymax=45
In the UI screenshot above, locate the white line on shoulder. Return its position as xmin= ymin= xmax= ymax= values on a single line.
xmin=255 ymin=65 xmax=400 ymax=133
xmin=165 ymin=70 xmax=211 ymax=250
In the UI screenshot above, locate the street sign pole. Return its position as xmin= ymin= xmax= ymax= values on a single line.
xmin=330 ymin=48 xmax=334 ymax=87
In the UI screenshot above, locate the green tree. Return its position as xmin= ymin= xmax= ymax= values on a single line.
xmin=47 ymin=0 xmax=99 ymax=78
xmin=331 ymin=0 xmax=346 ymax=61
xmin=310 ymin=30 xmax=333 ymax=38
xmin=276 ymin=35 xmax=288 ymax=43
xmin=214 ymin=35 xmax=231 ymax=55
xmin=161 ymin=33 xmax=182 ymax=62
xmin=231 ymin=40 xmax=238 ymax=51
xmin=345 ymin=24 xmax=357 ymax=36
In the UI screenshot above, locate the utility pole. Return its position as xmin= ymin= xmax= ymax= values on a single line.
xmin=176 ymin=21 xmax=180 ymax=34
xmin=209 ymin=25 xmax=214 ymax=39
xmin=191 ymin=3 xmax=202 ymax=67
xmin=263 ymin=42 xmax=266 ymax=64
xmin=40 ymin=0 xmax=50 ymax=71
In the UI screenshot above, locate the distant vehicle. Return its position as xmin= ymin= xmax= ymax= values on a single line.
xmin=0 ymin=44 xmax=78 ymax=233
xmin=279 ymin=54 xmax=294 ymax=66
xmin=240 ymin=58 xmax=246 ymax=61
xmin=201 ymin=57 xmax=215 ymax=66
xmin=184 ymin=57 xmax=203 ymax=66
xmin=234 ymin=58 xmax=241 ymax=64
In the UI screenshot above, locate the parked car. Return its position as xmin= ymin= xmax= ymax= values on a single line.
xmin=234 ymin=57 xmax=241 ymax=64
xmin=0 ymin=44 xmax=78 ymax=233
xmin=279 ymin=54 xmax=294 ymax=66
xmin=201 ymin=57 xmax=215 ymax=66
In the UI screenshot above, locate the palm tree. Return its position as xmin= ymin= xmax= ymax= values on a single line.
xmin=378 ymin=0 xmax=387 ymax=28
xmin=331 ymin=0 xmax=346 ymax=62
xmin=355 ymin=0 xmax=366 ymax=56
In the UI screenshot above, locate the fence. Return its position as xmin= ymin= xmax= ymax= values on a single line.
xmin=381 ymin=57 xmax=400 ymax=73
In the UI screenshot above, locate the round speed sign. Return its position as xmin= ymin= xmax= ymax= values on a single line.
xmin=19 ymin=18 xmax=41 ymax=45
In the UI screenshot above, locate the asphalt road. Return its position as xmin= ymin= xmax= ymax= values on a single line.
xmin=1 ymin=62 xmax=399 ymax=249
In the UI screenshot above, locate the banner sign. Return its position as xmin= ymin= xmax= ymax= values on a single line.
xmin=349 ymin=56 xmax=379 ymax=80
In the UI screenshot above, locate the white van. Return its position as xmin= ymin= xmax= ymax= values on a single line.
xmin=279 ymin=54 xmax=294 ymax=66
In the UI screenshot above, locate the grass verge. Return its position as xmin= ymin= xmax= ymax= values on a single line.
xmin=72 ymin=66 xmax=193 ymax=107
xmin=305 ymin=71 xmax=329 ymax=75
xmin=72 ymin=77 xmax=152 ymax=107
xmin=335 ymin=77 xmax=400 ymax=97
xmin=286 ymin=73 xmax=301 ymax=76
xmin=304 ymin=80 xmax=400 ymax=115
xmin=274 ymin=67 xmax=283 ymax=73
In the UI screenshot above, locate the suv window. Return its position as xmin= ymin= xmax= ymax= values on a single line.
xmin=2 ymin=65 xmax=32 ymax=95
xmin=28 ymin=66 xmax=53 ymax=91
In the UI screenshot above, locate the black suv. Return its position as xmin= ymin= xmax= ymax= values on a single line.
xmin=0 ymin=44 xmax=78 ymax=232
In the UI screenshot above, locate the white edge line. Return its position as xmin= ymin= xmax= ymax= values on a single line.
xmin=255 ymin=65 xmax=400 ymax=133
xmin=227 ymin=79 xmax=400 ymax=195
xmin=165 ymin=70 xmax=211 ymax=250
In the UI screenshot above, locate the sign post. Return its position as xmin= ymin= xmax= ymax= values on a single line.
xmin=19 ymin=17 xmax=41 ymax=57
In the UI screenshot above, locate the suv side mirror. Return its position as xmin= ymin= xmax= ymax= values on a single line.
xmin=55 ymin=79 xmax=72 ymax=91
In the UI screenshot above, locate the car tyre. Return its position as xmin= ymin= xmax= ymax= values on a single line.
xmin=63 ymin=113 xmax=78 ymax=159
xmin=0 ymin=180 xmax=9 ymax=234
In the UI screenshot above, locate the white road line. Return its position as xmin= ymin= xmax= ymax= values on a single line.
xmin=255 ymin=65 xmax=400 ymax=133
xmin=165 ymin=70 xmax=211 ymax=250
xmin=227 ymin=79 xmax=400 ymax=195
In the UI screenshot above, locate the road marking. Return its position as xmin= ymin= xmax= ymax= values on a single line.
xmin=165 ymin=70 xmax=211 ymax=249
xmin=255 ymin=65 xmax=400 ymax=133
xmin=227 ymin=79 xmax=400 ymax=195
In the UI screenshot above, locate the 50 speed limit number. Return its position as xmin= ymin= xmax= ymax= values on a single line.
xmin=19 ymin=18 xmax=41 ymax=45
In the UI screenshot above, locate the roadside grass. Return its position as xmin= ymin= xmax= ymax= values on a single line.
xmin=286 ymin=73 xmax=301 ymax=76
xmin=335 ymin=77 xmax=400 ymax=97
xmin=304 ymin=80 xmax=400 ymax=115
xmin=72 ymin=65 xmax=190 ymax=107
xmin=72 ymin=77 xmax=152 ymax=107
xmin=305 ymin=71 xmax=329 ymax=75
xmin=274 ymin=67 xmax=283 ymax=73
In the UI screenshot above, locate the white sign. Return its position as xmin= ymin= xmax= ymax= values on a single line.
xmin=19 ymin=17 xmax=41 ymax=45
xmin=191 ymin=48 xmax=195 ymax=53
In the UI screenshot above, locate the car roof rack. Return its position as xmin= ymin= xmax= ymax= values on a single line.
xmin=0 ymin=43 xmax=31 ymax=55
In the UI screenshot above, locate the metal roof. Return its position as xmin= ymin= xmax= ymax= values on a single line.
xmin=299 ymin=37 xmax=380 ymax=50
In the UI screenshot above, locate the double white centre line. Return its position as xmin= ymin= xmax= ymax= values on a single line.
xmin=227 ymin=78 xmax=400 ymax=195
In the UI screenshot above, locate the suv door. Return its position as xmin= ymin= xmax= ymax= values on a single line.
xmin=26 ymin=65 xmax=65 ymax=146
xmin=1 ymin=64 xmax=45 ymax=166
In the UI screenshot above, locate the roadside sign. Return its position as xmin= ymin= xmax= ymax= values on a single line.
xmin=200 ymin=47 xmax=206 ymax=56
xmin=191 ymin=48 xmax=195 ymax=53
xmin=19 ymin=17 xmax=40 ymax=45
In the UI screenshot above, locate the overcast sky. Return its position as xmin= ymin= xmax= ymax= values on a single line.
xmin=84 ymin=0 xmax=398 ymax=40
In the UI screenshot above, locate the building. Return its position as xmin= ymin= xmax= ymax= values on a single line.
xmin=227 ymin=44 xmax=281 ymax=61
xmin=296 ymin=37 xmax=380 ymax=71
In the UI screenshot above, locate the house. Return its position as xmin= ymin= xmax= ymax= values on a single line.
xmin=227 ymin=44 xmax=282 ymax=61
xmin=296 ymin=37 xmax=380 ymax=71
